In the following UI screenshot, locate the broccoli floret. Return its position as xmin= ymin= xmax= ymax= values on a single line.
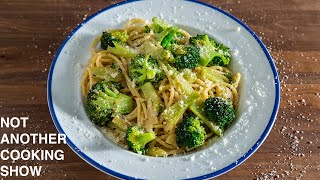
xmin=204 ymin=97 xmax=235 ymax=128
xmin=207 ymin=43 xmax=231 ymax=66
xmin=138 ymin=40 xmax=174 ymax=62
xmin=152 ymin=17 xmax=181 ymax=48
xmin=106 ymin=81 xmax=123 ymax=91
xmin=128 ymin=54 xmax=164 ymax=86
xmin=176 ymin=31 xmax=185 ymax=39
xmin=86 ymin=81 xmax=134 ymax=126
xmin=190 ymin=34 xmax=231 ymax=66
xmin=155 ymin=26 xmax=179 ymax=49
xmin=176 ymin=114 xmax=206 ymax=149
xmin=161 ymin=49 xmax=175 ymax=62
xmin=100 ymin=31 xmax=137 ymax=58
xmin=144 ymin=25 xmax=151 ymax=33
xmin=110 ymin=31 xmax=129 ymax=42
xmin=126 ymin=126 xmax=156 ymax=154
xmin=171 ymin=45 xmax=200 ymax=69
xmin=190 ymin=100 xmax=223 ymax=136
xmin=190 ymin=34 xmax=216 ymax=46
xmin=101 ymin=32 xmax=118 ymax=50
xmin=111 ymin=62 xmax=122 ymax=72
xmin=225 ymin=72 xmax=233 ymax=82
xmin=189 ymin=34 xmax=217 ymax=66
xmin=101 ymin=31 xmax=129 ymax=50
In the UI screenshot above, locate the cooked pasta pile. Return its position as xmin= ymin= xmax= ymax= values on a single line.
xmin=81 ymin=17 xmax=241 ymax=157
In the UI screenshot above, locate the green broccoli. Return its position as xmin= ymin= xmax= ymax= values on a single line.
xmin=111 ymin=62 xmax=122 ymax=72
xmin=190 ymin=100 xmax=223 ymax=136
xmin=106 ymin=81 xmax=123 ymax=91
xmin=100 ymin=31 xmax=137 ymax=58
xmin=207 ymin=43 xmax=231 ymax=66
xmin=86 ymin=81 xmax=134 ymax=126
xmin=152 ymin=17 xmax=172 ymax=33
xmin=144 ymin=25 xmax=151 ymax=33
xmin=182 ymin=69 xmax=197 ymax=83
xmin=200 ymin=66 xmax=227 ymax=83
xmin=110 ymin=31 xmax=129 ymax=42
xmin=171 ymin=45 xmax=200 ymax=69
xmin=189 ymin=34 xmax=217 ymax=66
xmin=126 ymin=126 xmax=156 ymax=154
xmin=112 ymin=115 xmax=128 ymax=131
xmin=91 ymin=66 xmax=122 ymax=82
xmin=175 ymin=31 xmax=186 ymax=42
xmin=176 ymin=114 xmax=206 ymax=149
xmin=152 ymin=17 xmax=180 ymax=48
xmin=128 ymin=54 xmax=164 ymax=86
xmin=101 ymin=32 xmax=118 ymax=50
xmin=204 ymin=97 xmax=235 ymax=128
xmin=225 ymin=72 xmax=233 ymax=82
xmin=141 ymin=82 xmax=164 ymax=114
xmin=146 ymin=147 xmax=167 ymax=157
xmin=190 ymin=34 xmax=231 ymax=66
xmin=162 ymin=78 xmax=200 ymax=132
xmin=138 ymin=40 xmax=174 ymax=62
xmin=155 ymin=26 xmax=179 ymax=49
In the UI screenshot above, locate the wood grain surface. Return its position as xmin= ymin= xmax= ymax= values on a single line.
xmin=0 ymin=0 xmax=319 ymax=179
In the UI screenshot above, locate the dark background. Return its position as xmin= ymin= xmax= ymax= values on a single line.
xmin=0 ymin=0 xmax=319 ymax=179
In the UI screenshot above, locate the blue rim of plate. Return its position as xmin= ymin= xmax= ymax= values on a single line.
xmin=47 ymin=0 xmax=281 ymax=179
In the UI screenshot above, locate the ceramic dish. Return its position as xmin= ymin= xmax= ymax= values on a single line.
xmin=47 ymin=0 xmax=280 ymax=179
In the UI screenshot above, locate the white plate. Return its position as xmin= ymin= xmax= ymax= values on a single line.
xmin=47 ymin=0 xmax=280 ymax=179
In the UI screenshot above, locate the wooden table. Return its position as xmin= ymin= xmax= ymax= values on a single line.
xmin=0 ymin=0 xmax=319 ymax=179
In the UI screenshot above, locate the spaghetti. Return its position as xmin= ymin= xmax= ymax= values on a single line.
xmin=81 ymin=17 xmax=241 ymax=157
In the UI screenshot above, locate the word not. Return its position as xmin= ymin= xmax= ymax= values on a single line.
xmin=0 ymin=166 xmax=42 ymax=177
xmin=0 ymin=117 xmax=28 ymax=128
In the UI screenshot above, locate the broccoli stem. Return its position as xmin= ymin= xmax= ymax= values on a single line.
xmin=161 ymin=33 xmax=175 ymax=48
xmin=189 ymin=100 xmax=223 ymax=136
xmin=141 ymin=82 xmax=164 ymax=114
xmin=156 ymin=30 xmax=169 ymax=43
xmin=103 ymin=88 xmax=118 ymax=98
xmin=112 ymin=116 xmax=128 ymax=131
xmin=166 ymin=64 xmax=179 ymax=75
xmin=175 ymin=75 xmax=194 ymax=95
xmin=146 ymin=70 xmax=156 ymax=79
xmin=152 ymin=17 xmax=171 ymax=33
xmin=91 ymin=94 xmax=114 ymax=110
xmin=201 ymin=67 xmax=226 ymax=83
xmin=162 ymin=92 xmax=200 ymax=130
xmin=166 ymin=64 xmax=194 ymax=94
xmin=114 ymin=94 xmax=135 ymax=115
xmin=107 ymin=41 xmax=137 ymax=58
xmin=136 ymin=132 xmax=156 ymax=145
xmin=110 ymin=31 xmax=129 ymax=42
xmin=160 ymin=27 xmax=178 ymax=48
xmin=199 ymin=51 xmax=215 ymax=66
xmin=91 ymin=67 xmax=121 ymax=81
xmin=182 ymin=69 xmax=197 ymax=83
xmin=146 ymin=147 xmax=167 ymax=157
xmin=162 ymin=71 xmax=200 ymax=131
